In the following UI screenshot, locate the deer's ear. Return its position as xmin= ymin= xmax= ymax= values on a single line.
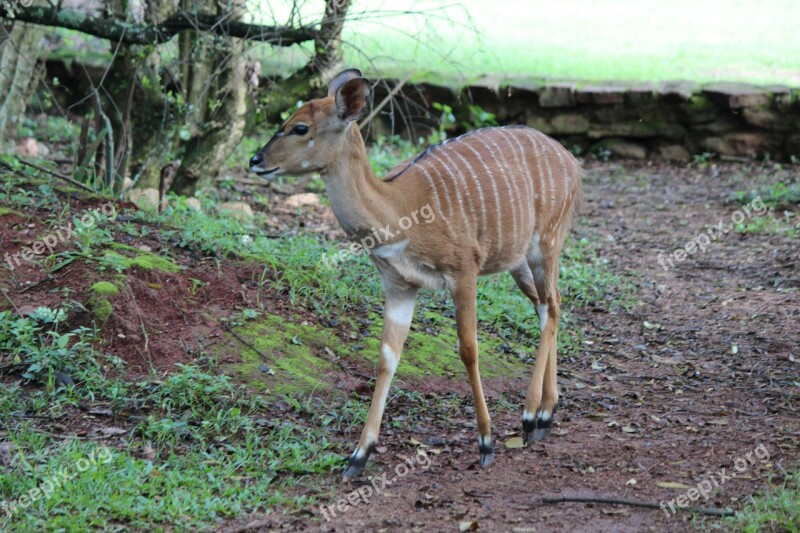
xmin=327 ymin=68 xmax=363 ymax=97
xmin=334 ymin=77 xmax=370 ymax=123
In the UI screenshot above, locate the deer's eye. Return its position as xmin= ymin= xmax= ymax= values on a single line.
xmin=291 ymin=124 xmax=309 ymax=136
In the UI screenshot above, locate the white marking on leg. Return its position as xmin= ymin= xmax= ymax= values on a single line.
xmin=537 ymin=303 xmax=548 ymax=331
xmin=385 ymin=296 xmax=414 ymax=328
xmin=381 ymin=344 xmax=399 ymax=375
xmin=478 ymin=434 xmax=492 ymax=448
xmin=522 ymin=410 xmax=535 ymax=422
xmin=538 ymin=410 xmax=551 ymax=421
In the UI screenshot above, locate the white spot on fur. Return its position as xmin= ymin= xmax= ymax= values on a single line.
xmin=537 ymin=303 xmax=548 ymax=330
xmin=301 ymin=160 xmax=310 ymax=169
xmin=307 ymin=139 xmax=315 ymax=148
xmin=386 ymin=297 xmax=414 ymax=327
xmin=372 ymin=239 xmax=409 ymax=259
xmin=381 ymin=345 xmax=399 ymax=374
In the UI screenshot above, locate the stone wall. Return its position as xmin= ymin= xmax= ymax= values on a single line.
xmin=370 ymin=81 xmax=800 ymax=161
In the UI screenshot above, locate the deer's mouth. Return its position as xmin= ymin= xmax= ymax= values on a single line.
xmin=253 ymin=167 xmax=280 ymax=177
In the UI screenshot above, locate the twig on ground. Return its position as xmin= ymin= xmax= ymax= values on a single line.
xmin=535 ymin=495 xmax=735 ymax=517
xmin=14 ymin=158 xmax=96 ymax=192
xmin=219 ymin=320 xmax=273 ymax=373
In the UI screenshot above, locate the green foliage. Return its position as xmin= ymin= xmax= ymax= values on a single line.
xmin=726 ymin=472 xmax=800 ymax=532
xmin=731 ymin=181 xmax=800 ymax=208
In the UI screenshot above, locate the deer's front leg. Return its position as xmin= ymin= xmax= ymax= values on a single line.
xmin=343 ymin=284 xmax=418 ymax=478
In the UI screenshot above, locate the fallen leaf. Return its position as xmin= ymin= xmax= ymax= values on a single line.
xmin=101 ymin=427 xmax=127 ymax=436
xmin=626 ymin=478 xmax=637 ymax=485
xmin=409 ymin=438 xmax=429 ymax=448
xmin=621 ymin=426 xmax=637 ymax=433
xmin=657 ymin=481 xmax=691 ymax=490
xmin=505 ymin=437 xmax=524 ymax=449
xmin=459 ymin=521 xmax=478 ymax=531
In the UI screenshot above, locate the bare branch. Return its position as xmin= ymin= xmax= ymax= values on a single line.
xmin=0 ymin=7 xmax=319 ymax=46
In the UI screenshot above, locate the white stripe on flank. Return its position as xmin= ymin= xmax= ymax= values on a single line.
xmin=547 ymin=136 xmax=569 ymax=205
xmin=450 ymin=148 xmax=489 ymax=245
xmin=460 ymin=140 xmax=504 ymax=250
xmin=432 ymin=151 xmax=476 ymax=240
xmin=539 ymin=133 xmax=556 ymax=211
xmin=522 ymin=130 xmax=545 ymax=227
xmin=418 ymin=163 xmax=455 ymax=238
xmin=475 ymin=135 xmax=524 ymax=247
xmin=496 ymin=129 xmax=533 ymax=232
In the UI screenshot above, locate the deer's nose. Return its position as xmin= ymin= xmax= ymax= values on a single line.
xmin=249 ymin=153 xmax=264 ymax=170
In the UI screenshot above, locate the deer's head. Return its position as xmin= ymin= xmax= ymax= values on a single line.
xmin=249 ymin=69 xmax=371 ymax=178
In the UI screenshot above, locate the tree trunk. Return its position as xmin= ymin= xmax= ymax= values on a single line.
xmin=312 ymin=0 xmax=350 ymax=84
xmin=0 ymin=21 xmax=45 ymax=146
xmin=170 ymin=0 xmax=248 ymax=196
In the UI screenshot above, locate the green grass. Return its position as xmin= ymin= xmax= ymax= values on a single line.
xmin=725 ymin=472 xmax=800 ymax=532
xmin=0 ymin=135 xmax=634 ymax=530
xmin=250 ymin=0 xmax=800 ymax=86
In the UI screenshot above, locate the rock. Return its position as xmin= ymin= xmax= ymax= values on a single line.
xmin=588 ymin=121 xmax=685 ymax=140
xmin=15 ymin=138 xmax=40 ymax=157
xmin=525 ymin=114 xmax=554 ymax=134
xmin=742 ymin=107 xmax=796 ymax=132
xmin=657 ymin=81 xmax=699 ymax=101
xmin=575 ymin=86 xmax=626 ymax=105
xmin=702 ymin=133 xmax=774 ymax=157
xmin=87 ymin=281 xmax=119 ymax=324
xmin=681 ymin=95 xmax=721 ymax=124
xmin=655 ymin=145 xmax=691 ymax=162
xmin=285 ymin=193 xmax=321 ymax=208
xmin=537 ymin=83 xmax=577 ymax=108
xmin=593 ymin=139 xmax=647 ymax=159
xmin=128 ymin=188 xmax=165 ymax=211
xmin=550 ymin=114 xmax=590 ymax=134
xmin=185 ymin=198 xmax=202 ymax=211
xmin=607 ymin=141 xmax=647 ymax=159
xmin=626 ymin=84 xmax=658 ymax=105
xmin=220 ymin=201 xmax=254 ymax=220
xmin=703 ymin=82 xmax=770 ymax=109
xmin=786 ymin=134 xmax=800 ymax=158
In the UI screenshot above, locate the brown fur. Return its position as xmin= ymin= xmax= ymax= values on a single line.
xmin=250 ymin=70 xmax=584 ymax=476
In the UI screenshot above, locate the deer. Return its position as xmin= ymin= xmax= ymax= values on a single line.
xmin=249 ymin=69 xmax=584 ymax=478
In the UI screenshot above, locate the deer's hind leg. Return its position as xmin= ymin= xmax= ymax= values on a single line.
xmin=510 ymin=245 xmax=561 ymax=444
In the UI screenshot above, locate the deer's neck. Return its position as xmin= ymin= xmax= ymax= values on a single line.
xmin=322 ymin=125 xmax=397 ymax=239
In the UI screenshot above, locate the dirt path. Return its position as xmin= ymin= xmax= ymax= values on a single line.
xmin=227 ymin=161 xmax=799 ymax=532
xmin=2 ymin=161 xmax=797 ymax=532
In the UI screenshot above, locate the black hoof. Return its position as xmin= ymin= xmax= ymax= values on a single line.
xmin=479 ymin=438 xmax=494 ymax=467
xmin=342 ymin=445 xmax=373 ymax=479
xmin=522 ymin=406 xmax=557 ymax=445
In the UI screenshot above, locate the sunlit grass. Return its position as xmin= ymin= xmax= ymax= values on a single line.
xmin=250 ymin=0 xmax=800 ymax=86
